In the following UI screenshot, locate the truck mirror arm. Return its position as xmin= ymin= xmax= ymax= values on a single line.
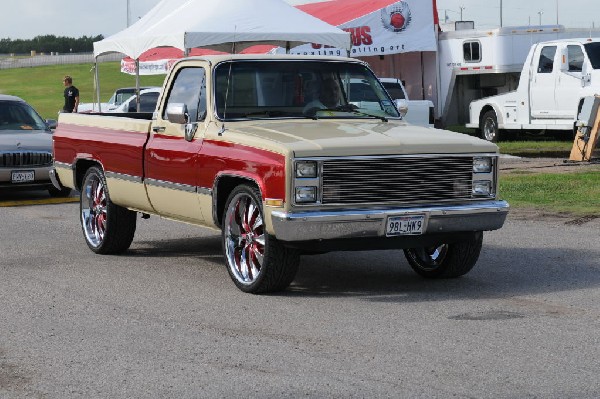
xmin=184 ymin=123 xmax=197 ymax=142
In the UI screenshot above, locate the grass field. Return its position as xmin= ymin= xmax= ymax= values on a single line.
xmin=0 ymin=62 xmax=165 ymax=119
xmin=500 ymin=171 xmax=600 ymax=216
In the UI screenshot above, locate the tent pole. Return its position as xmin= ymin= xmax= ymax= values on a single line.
xmin=95 ymin=57 xmax=101 ymax=112
xmin=286 ymin=42 xmax=290 ymax=54
xmin=135 ymin=58 xmax=140 ymax=112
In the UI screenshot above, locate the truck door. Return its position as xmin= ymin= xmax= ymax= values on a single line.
xmin=555 ymin=44 xmax=586 ymax=119
xmin=530 ymin=45 xmax=558 ymax=119
xmin=145 ymin=65 xmax=208 ymax=223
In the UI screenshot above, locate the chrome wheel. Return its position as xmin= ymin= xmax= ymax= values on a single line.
xmin=224 ymin=191 xmax=265 ymax=285
xmin=481 ymin=110 xmax=498 ymax=142
xmin=81 ymin=171 xmax=107 ymax=248
xmin=406 ymin=244 xmax=449 ymax=271
xmin=404 ymin=232 xmax=483 ymax=279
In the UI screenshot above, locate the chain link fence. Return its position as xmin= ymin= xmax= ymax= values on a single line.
xmin=0 ymin=52 xmax=123 ymax=70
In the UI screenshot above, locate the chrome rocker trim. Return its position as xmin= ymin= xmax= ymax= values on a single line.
xmin=270 ymin=200 xmax=509 ymax=242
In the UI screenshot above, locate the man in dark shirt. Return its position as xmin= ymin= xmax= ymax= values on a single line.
xmin=62 ymin=75 xmax=79 ymax=113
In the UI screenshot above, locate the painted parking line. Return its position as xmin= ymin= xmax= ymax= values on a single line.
xmin=0 ymin=197 xmax=79 ymax=207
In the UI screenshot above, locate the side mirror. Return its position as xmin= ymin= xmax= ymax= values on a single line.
xmin=45 ymin=119 xmax=57 ymax=130
xmin=166 ymin=103 xmax=189 ymax=124
xmin=581 ymin=62 xmax=592 ymax=87
xmin=394 ymin=99 xmax=408 ymax=117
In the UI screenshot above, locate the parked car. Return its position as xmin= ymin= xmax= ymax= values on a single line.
xmin=108 ymin=88 xmax=161 ymax=113
xmin=78 ymin=86 xmax=160 ymax=113
xmin=378 ymin=78 xmax=435 ymax=127
xmin=0 ymin=95 xmax=70 ymax=196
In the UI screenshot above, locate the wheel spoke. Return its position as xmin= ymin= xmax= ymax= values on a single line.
xmin=249 ymin=253 xmax=261 ymax=279
xmin=240 ymin=245 xmax=250 ymax=280
xmin=242 ymin=199 xmax=253 ymax=232
xmin=251 ymin=212 xmax=263 ymax=232
xmin=250 ymin=242 xmax=264 ymax=268
xmin=236 ymin=198 xmax=247 ymax=231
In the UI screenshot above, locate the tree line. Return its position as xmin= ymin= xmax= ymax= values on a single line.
xmin=0 ymin=35 xmax=104 ymax=54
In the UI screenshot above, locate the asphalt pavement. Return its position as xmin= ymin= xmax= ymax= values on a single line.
xmin=1 ymin=193 xmax=599 ymax=398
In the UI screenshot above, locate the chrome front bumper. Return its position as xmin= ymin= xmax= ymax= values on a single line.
xmin=270 ymin=200 xmax=509 ymax=242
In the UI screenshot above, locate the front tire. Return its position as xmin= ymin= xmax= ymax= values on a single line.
xmin=404 ymin=232 xmax=483 ymax=278
xmin=480 ymin=110 xmax=499 ymax=142
xmin=80 ymin=166 xmax=137 ymax=254
xmin=222 ymin=184 xmax=299 ymax=294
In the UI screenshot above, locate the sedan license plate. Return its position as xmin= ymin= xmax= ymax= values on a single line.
xmin=386 ymin=215 xmax=425 ymax=236
xmin=11 ymin=170 xmax=35 ymax=183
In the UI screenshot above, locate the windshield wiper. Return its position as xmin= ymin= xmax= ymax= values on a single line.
xmin=327 ymin=105 xmax=389 ymax=122
xmin=303 ymin=105 xmax=389 ymax=122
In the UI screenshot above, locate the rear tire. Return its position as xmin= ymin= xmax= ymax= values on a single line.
xmin=480 ymin=110 xmax=499 ymax=142
xmin=80 ymin=166 xmax=137 ymax=254
xmin=222 ymin=184 xmax=299 ymax=294
xmin=404 ymin=232 xmax=483 ymax=278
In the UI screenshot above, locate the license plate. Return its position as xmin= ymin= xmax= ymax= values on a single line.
xmin=386 ymin=215 xmax=425 ymax=236
xmin=11 ymin=170 xmax=35 ymax=183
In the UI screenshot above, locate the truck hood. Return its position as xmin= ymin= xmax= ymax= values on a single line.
xmin=0 ymin=130 xmax=53 ymax=152
xmin=222 ymin=119 xmax=498 ymax=157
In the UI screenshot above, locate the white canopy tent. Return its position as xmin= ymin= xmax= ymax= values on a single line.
xmin=94 ymin=0 xmax=351 ymax=58
xmin=92 ymin=0 xmax=351 ymax=111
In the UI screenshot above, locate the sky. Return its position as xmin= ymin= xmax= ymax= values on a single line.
xmin=0 ymin=0 xmax=597 ymax=40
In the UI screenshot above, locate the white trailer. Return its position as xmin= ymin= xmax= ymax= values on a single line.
xmin=437 ymin=24 xmax=600 ymax=127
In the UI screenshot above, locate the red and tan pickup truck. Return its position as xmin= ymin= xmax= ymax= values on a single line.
xmin=52 ymin=55 xmax=509 ymax=294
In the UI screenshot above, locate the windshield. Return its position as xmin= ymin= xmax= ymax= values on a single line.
xmin=0 ymin=101 xmax=47 ymax=131
xmin=214 ymin=61 xmax=400 ymax=120
xmin=584 ymin=42 xmax=600 ymax=69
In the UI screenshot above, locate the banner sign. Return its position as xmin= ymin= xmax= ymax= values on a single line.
xmin=282 ymin=0 xmax=436 ymax=57
xmin=121 ymin=58 xmax=178 ymax=75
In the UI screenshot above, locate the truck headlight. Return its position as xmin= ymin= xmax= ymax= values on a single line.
xmin=472 ymin=180 xmax=492 ymax=197
xmin=473 ymin=157 xmax=493 ymax=173
xmin=295 ymin=186 xmax=317 ymax=203
xmin=296 ymin=161 xmax=318 ymax=178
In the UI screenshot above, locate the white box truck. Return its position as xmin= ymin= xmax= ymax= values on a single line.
xmin=467 ymin=38 xmax=600 ymax=141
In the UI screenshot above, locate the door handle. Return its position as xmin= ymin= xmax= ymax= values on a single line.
xmin=152 ymin=126 xmax=165 ymax=133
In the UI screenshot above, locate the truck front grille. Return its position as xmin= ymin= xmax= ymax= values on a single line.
xmin=0 ymin=152 xmax=53 ymax=167
xmin=321 ymin=156 xmax=474 ymax=205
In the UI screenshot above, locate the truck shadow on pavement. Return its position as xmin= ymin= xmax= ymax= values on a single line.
xmin=287 ymin=245 xmax=600 ymax=302
xmin=128 ymin=236 xmax=223 ymax=263
xmin=125 ymin=235 xmax=600 ymax=302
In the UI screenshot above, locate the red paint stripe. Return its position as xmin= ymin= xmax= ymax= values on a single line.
xmin=53 ymin=122 xmax=149 ymax=179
